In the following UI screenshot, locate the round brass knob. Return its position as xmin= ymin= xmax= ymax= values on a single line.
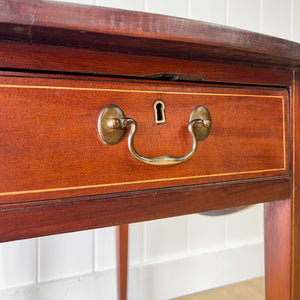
xmin=203 ymin=119 xmax=211 ymax=128
xmin=108 ymin=118 xmax=120 ymax=129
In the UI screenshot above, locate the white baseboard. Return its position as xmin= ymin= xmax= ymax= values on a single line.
xmin=0 ymin=242 xmax=264 ymax=300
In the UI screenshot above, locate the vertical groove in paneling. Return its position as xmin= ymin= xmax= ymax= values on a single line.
xmin=144 ymin=216 xmax=187 ymax=262
xmin=93 ymin=229 xmax=97 ymax=273
xmin=190 ymin=0 xmax=227 ymax=25
xmin=225 ymin=215 xmax=229 ymax=248
xmin=95 ymin=227 xmax=116 ymax=271
xmin=187 ymin=0 xmax=191 ymax=18
xmin=226 ymin=206 xmax=262 ymax=248
xmin=185 ymin=216 xmax=189 ymax=256
xmin=261 ymin=0 xmax=292 ymax=39
xmin=142 ymin=222 xmax=147 ymax=263
xmin=128 ymin=223 xmax=144 ymax=265
xmin=36 ymin=238 xmax=40 ymax=283
xmin=292 ymin=0 xmax=300 ymax=42
xmin=186 ymin=214 xmax=191 ymax=255
xmin=146 ymin=0 xmax=188 ymax=18
xmin=39 ymin=231 xmax=94 ymax=282
xmin=258 ymin=204 xmax=265 ymax=242
xmin=187 ymin=214 xmax=226 ymax=254
xmin=227 ymin=0 xmax=260 ymax=32
xmin=225 ymin=0 xmax=229 ymax=25
xmin=259 ymin=0 xmax=263 ymax=33
xmin=291 ymin=0 xmax=294 ymax=40
xmin=0 ymin=239 xmax=37 ymax=290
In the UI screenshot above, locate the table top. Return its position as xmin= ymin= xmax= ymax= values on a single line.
xmin=0 ymin=0 xmax=299 ymax=68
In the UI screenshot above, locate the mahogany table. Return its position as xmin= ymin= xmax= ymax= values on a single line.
xmin=0 ymin=1 xmax=299 ymax=299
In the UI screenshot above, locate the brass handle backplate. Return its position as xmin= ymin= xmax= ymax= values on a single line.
xmin=98 ymin=104 xmax=211 ymax=166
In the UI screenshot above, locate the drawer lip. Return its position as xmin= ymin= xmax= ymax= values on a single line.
xmin=0 ymin=83 xmax=287 ymax=98
xmin=0 ymin=168 xmax=288 ymax=198
xmin=0 ymin=177 xmax=291 ymax=242
xmin=0 ymin=79 xmax=289 ymax=203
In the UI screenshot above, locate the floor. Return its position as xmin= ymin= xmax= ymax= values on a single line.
xmin=176 ymin=277 xmax=265 ymax=300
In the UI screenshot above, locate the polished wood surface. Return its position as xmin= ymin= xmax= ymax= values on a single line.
xmin=265 ymin=200 xmax=291 ymax=300
xmin=0 ymin=77 xmax=288 ymax=204
xmin=0 ymin=41 xmax=292 ymax=87
xmin=0 ymin=178 xmax=290 ymax=242
xmin=292 ymin=70 xmax=300 ymax=300
xmin=0 ymin=0 xmax=299 ymax=67
xmin=0 ymin=1 xmax=299 ymax=299
xmin=116 ymin=224 xmax=129 ymax=300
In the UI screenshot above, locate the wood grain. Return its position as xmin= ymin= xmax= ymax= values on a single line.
xmin=265 ymin=199 xmax=291 ymax=300
xmin=0 ymin=76 xmax=288 ymax=204
xmin=291 ymin=69 xmax=300 ymax=300
xmin=0 ymin=41 xmax=292 ymax=87
xmin=0 ymin=0 xmax=299 ymax=67
xmin=116 ymin=224 xmax=128 ymax=300
xmin=0 ymin=178 xmax=290 ymax=242
xmin=0 ymin=2 xmax=297 ymax=299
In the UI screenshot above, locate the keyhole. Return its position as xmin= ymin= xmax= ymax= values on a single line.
xmin=154 ymin=100 xmax=166 ymax=124
xmin=156 ymin=103 xmax=163 ymax=121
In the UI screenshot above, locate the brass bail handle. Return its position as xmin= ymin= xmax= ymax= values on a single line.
xmin=98 ymin=104 xmax=211 ymax=166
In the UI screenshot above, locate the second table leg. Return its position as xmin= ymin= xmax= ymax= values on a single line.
xmin=116 ymin=224 xmax=129 ymax=300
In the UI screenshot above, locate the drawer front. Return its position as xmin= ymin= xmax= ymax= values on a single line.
xmin=0 ymin=77 xmax=288 ymax=204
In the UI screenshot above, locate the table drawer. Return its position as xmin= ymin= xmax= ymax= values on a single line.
xmin=0 ymin=77 xmax=288 ymax=204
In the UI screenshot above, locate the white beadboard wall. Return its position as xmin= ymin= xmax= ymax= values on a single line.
xmin=0 ymin=0 xmax=299 ymax=299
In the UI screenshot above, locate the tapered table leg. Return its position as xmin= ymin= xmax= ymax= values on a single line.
xmin=116 ymin=224 xmax=129 ymax=300
xmin=264 ymin=199 xmax=291 ymax=300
